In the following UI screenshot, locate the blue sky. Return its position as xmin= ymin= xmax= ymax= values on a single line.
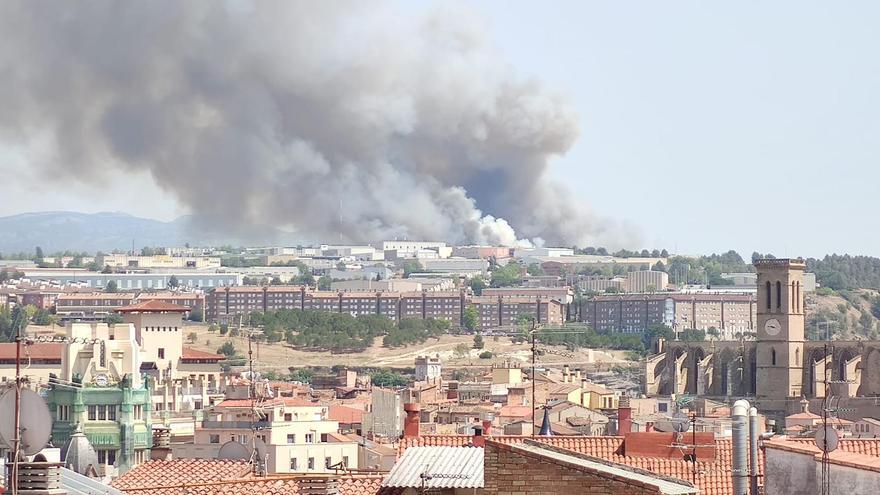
xmin=2 ymin=1 xmax=878 ymax=257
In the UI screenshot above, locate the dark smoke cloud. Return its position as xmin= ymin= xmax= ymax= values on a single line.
xmin=0 ymin=0 xmax=631 ymax=247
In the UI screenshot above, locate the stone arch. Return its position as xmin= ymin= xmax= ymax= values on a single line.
xmin=716 ymin=348 xmax=739 ymax=396
xmin=857 ymin=347 xmax=880 ymax=396
xmin=836 ymin=347 xmax=861 ymax=398
xmin=805 ymin=348 xmax=830 ymax=398
xmin=686 ymin=347 xmax=706 ymax=395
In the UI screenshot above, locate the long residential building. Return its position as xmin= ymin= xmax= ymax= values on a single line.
xmin=205 ymin=286 xmax=565 ymax=330
xmin=577 ymin=293 xmax=756 ymax=335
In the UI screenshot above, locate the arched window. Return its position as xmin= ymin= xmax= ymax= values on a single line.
xmin=791 ymin=282 xmax=796 ymax=312
xmin=796 ymin=282 xmax=801 ymax=312
xmin=795 ymin=348 xmax=800 ymax=366
xmin=776 ymin=281 xmax=782 ymax=311
xmin=766 ymin=281 xmax=772 ymax=310
xmin=771 ymin=348 xmax=777 ymax=366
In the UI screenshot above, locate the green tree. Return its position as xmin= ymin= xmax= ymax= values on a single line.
xmin=462 ymin=306 xmax=479 ymax=332
xmin=370 ymin=369 xmax=408 ymax=388
xmin=526 ymin=263 xmax=544 ymax=276
xmin=467 ymin=277 xmax=486 ymax=296
xmin=101 ymin=265 xmax=113 ymax=274
xmin=218 ymin=341 xmax=236 ymax=357
xmin=453 ymin=342 xmax=470 ymax=358
xmin=402 ymin=260 xmax=424 ymax=278
xmin=141 ymin=246 xmax=156 ymax=256
xmin=219 ymin=324 xmax=229 ymax=335
xmin=208 ymin=323 xmax=218 ymax=333
xmin=168 ymin=275 xmax=180 ymax=288
xmin=678 ymin=329 xmax=706 ymax=342
xmin=473 ymin=333 xmax=484 ymax=349
xmin=34 ymin=246 xmax=44 ymax=261
xmin=187 ymin=332 xmax=198 ymax=343
xmin=479 ymin=350 xmax=493 ymax=359
xmin=317 ymin=275 xmax=332 ymax=291
xmin=105 ymin=280 xmax=118 ymax=293
xmin=490 ymin=263 xmax=522 ymax=287
xmin=289 ymin=368 xmax=314 ymax=383
xmin=707 ymin=327 xmax=720 ymax=340
xmin=103 ymin=313 xmax=124 ymax=325
xmin=188 ymin=308 xmax=204 ymax=322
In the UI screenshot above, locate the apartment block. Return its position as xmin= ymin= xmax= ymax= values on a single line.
xmin=578 ymin=293 xmax=755 ymax=334
xmin=625 ymin=270 xmax=669 ymax=292
xmin=470 ymin=295 xmax=565 ymax=330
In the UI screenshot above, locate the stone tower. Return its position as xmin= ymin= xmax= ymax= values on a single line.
xmin=755 ymin=258 xmax=806 ymax=405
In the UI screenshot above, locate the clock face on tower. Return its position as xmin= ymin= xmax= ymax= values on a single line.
xmin=764 ymin=318 xmax=781 ymax=336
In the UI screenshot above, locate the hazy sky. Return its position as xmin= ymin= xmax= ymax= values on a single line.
xmin=3 ymin=1 xmax=879 ymax=257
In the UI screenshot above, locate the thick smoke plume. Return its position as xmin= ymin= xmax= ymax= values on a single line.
xmin=0 ymin=1 xmax=618 ymax=247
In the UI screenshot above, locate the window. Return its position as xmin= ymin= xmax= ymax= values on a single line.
xmin=158 ymin=348 xmax=165 ymax=359
xmin=342 ymin=456 xmax=349 ymax=468
xmin=88 ymin=405 xmax=97 ymax=421
xmin=284 ymin=413 xmax=292 ymax=421
xmin=658 ymin=403 xmax=668 ymax=413
xmin=320 ymin=433 xmax=328 ymax=443
xmin=57 ymin=405 xmax=70 ymax=421
xmin=325 ymin=457 xmax=332 ymax=469
xmin=98 ymin=450 xmax=117 ymax=465
xmin=307 ymin=457 xmax=315 ymax=470
xmin=107 ymin=406 xmax=117 ymax=421
xmin=209 ymin=435 xmax=220 ymax=444
xmin=305 ymin=433 xmax=314 ymax=443
xmin=771 ymin=348 xmax=777 ymax=366
xmin=776 ymin=281 xmax=782 ymax=310
xmin=290 ymin=458 xmax=298 ymax=470
xmin=765 ymin=282 xmax=771 ymax=310
xmin=287 ymin=434 xmax=296 ymax=444
xmin=133 ymin=405 xmax=142 ymax=420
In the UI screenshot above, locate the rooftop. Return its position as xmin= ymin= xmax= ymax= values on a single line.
xmin=383 ymin=446 xmax=483 ymax=489
xmin=117 ymin=300 xmax=190 ymax=313
xmin=111 ymin=459 xmax=388 ymax=495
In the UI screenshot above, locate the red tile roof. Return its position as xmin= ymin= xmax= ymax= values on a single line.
xmin=182 ymin=347 xmax=224 ymax=361
xmin=329 ymin=405 xmax=364 ymax=424
xmin=0 ymin=342 xmax=62 ymax=361
xmin=117 ymin=300 xmax=190 ymax=313
xmin=398 ymin=434 xmax=759 ymax=495
xmin=111 ymin=459 xmax=389 ymax=495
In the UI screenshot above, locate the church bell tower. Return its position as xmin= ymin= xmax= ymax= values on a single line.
xmin=755 ymin=258 xmax=806 ymax=403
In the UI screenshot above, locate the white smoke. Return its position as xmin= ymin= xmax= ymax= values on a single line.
xmin=0 ymin=0 xmax=627 ymax=247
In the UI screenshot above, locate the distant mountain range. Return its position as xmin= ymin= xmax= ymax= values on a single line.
xmin=0 ymin=211 xmax=292 ymax=253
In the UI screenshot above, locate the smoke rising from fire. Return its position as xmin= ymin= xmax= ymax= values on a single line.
xmin=0 ymin=1 xmax=626 ymax=247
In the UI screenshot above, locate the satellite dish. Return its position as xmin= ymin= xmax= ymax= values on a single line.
xmin=217 ymin=441 xmax=250 ymax=460
xmin=671 ymin=412 xmax=690 ymax=433
xmin=253 ymin=438 xmax=267 ymax=461
xmin=0 ymin=388 xmax=53 ymax=456
xmin=815 ymin=425 xmax=839 ymax=453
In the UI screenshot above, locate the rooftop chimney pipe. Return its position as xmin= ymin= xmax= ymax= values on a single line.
xmin=749 ymin=407 xmax=759 ymax=495
xmin=731 ymin=399 xmax=750 ymax=495
xmin=403 ymin=403 xmax=421 ymax=439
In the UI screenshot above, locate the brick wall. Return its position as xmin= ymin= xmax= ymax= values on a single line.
xmin=483 ymin=441 xmax=663 ymax=495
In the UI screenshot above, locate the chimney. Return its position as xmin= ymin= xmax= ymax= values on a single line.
xmin=480 ymin=412 xmax=494 ymax=438
xmin=749 ymin=407 xmax=759 ymax=495
xmin=403 ymin=403 xmax=421 ymax=439
xmin=472 ymin=425 xmax=486 ymax=447
xmin=731 ymin=400 xmax=750 ymax=495
xmin=618 ymin=395 xmax=632 ymax=435
xmin=575 ymin=368 xmax=581 ymax=380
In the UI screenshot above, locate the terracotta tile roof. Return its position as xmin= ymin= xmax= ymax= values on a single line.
xmin=398 ymin=435 xmax=757 ymax=495
xmin=117 ymin=299 xmax=190 ymax=313
xmin=182 ymin=347 xmax=224 ymax=361
xmin=329 ymin=405 xmax=364 ymax=424
xmin=112 ymin=459 xmax=389 ymax=495
xmin=0 ymin=342 xmax=62 ymax=361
